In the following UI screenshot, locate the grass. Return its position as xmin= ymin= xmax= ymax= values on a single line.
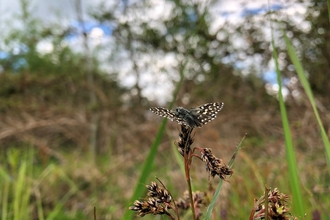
xmin=204 ymin=135 xmax=244 ymax=220
xmin=0 ymin=138 xmax=329 ymax=219
xmin=283 ymin=33 xmax=330 ymax=173
xmin=1 ymin=148 xmax=32 ymax=220
xmin=1 ymin=32 xmax=330 ymax=220
xmin=267 ymin=15 xmax=330 ymax=217
xmin=0 ymin=66 xmax=329 ymax=220
xmin=0 ymin=148 xmax=80 ymax=220
xmin=272 ymin=34 xmax=304 ymax=217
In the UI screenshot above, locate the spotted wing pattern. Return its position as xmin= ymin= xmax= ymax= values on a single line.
xmin=192 ymin=102 xmax=224 ymax=127
xmin=149 ymin=107 xmax=185 ymax=124
xmin=150 ymin=102 xmax=224 ymax=128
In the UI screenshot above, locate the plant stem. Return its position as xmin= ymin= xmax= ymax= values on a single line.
xmin=184 ymin=156 xmax=196 ymax=220
xmin=183 ymin=127 xmax=196 ymax=220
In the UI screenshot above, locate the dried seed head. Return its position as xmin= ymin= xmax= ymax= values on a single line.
xmin=175 ymin=191 xmax=207 ymax=219
xmin=129 ymin=181 xmax=173 ymax=218
xmin=253 ymin=188 xmax=296 ymax=220
xmin=175 ymin=125 xmax=194 ymax=156
xmin=201 ymin=148 xmax=233 ymax=180
xmin=129 ymin=198 xmax=167 ymax=217
xmin=175 ymin=191 xmax=207 ymax=210
xmin=147 ymin=182 xmax=172 ymax=203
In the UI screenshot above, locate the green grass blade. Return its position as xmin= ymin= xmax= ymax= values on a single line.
xmin=122 ymin=64 xmax=185 ymax=220
xmin=20 ymin=148 xmax=34 ymax=220
xmin=46 ymin=187 xmax=77 ymax=220
xmin=204 ymin=136 xmax=244 ymax=220
xmin=36 ymin=188 xmax=45 ymax=220
xmin=204 ymin=180 xmax=224 ymax=220
xmin=271 ymin=34 xmax=304 ymax=217
xmin=46 ymin=167 xmax=78 ymax=220
xmin=14 ymin=161 xmax=27 ymax=220
xmin=328 ymin=0 xmax=330 ymax=22
xmin=283 ymin=33 xmax=330 ymax=172
xmin=1 ymin=174 xmax=10 ymax=220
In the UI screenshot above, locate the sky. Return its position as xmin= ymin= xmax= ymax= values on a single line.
xmin=0 ymin=0 xmax=303 ymax=103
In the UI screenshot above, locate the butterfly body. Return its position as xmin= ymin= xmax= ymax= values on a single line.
xmin=150 ymin=102 xmax=224 ymax=128
xmin=175 ymin=107 xmax=201 ymax=127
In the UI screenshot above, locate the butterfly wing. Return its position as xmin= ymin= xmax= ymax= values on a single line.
xmin=150 ymin=107 xmax=178 ymax=122
xmin=150 ymin=102 xmax=224 ymax=128
xmin=191 ymin=102 xmax=224 ymax=127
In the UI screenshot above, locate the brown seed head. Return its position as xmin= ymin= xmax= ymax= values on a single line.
xmin=147 ymin=182 xmax=172 ymax=203
xmin=201 ymin=148 xmax=233 ymax=180
xmin=175 ymin=125 xmax=194 ymax=156
xmin=253 ymin=188 xmax=295 ymax=220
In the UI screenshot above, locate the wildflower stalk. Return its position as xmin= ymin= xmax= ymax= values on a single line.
xmin=176 ymin=124 xmax=235 ymax=219
xmin=184 ymin=157 xmax=196 ymax=220
xmin=139 ymin=101 xmax=230 ymax=219
xmin=182 ymin=126 xmax=196 ymax=220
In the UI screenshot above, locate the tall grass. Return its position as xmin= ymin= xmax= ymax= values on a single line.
xmin=0 ymin=147 xmax=79 ymax=220
xmin=271 ymin=14 xmax=330 ymax=217
xmin=283 ymin=34 xmax=330 ymax=172
xmin=271 ymin=37 xmax=304 ymax=217
xmin=328 ymin=0 xmax=330 ymax=22
xmin=0 ymin=148 xmax=33 ymax=220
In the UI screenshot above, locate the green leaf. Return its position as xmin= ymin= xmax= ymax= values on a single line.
xmin=204 ymin=136 xmax=244 ymax=219
xmin=283 ymin=33 xmax=330 ymax=174
xmin=271 ymin=30 xmax=304 ymax=217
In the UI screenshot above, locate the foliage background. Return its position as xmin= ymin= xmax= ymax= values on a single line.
xmin=0 ymin=0 xmax=329 ymax=219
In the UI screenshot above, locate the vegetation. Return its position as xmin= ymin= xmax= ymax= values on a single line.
xmin=0 ymin=0 xmax=329 ymax=219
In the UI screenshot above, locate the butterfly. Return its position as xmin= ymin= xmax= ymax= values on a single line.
xmin=150 ymin=102 xmax=224 ymax=128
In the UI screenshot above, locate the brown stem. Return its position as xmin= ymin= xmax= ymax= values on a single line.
xmin=183 ymin=127 xmax=196 ymax=220
xmin=264 ymin=186 xmax=270 ymax=220
xmin=248 ymin=199 xmax=258 ymax=220
xmin=167 ymin=212 xmax=176 ymax=220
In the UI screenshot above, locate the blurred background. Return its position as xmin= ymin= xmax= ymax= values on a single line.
xmin=0 ymin=0 xmax=329 ymax=219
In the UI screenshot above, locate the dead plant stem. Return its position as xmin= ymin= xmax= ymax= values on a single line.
xmin=184 ymin=127 xmax=196 ymax=220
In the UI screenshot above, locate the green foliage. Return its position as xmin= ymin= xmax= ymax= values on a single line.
xmin=205 ymin=136 xmax=244 ymax=220
xmin=0 ymin=147 xmax=81 ymax=220
xmin=283 ymin=33 xmax=330 ymax=173
xmin=272 ymin=35 xmax=304 ymax=217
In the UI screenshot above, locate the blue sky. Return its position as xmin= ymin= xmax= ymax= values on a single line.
xmin=0 ymin=0 xmax=299 ymax=100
